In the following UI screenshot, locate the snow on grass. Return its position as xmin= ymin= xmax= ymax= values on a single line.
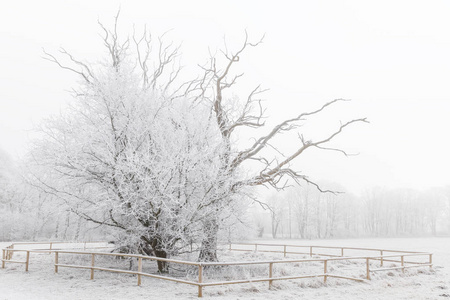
xmin=1 ymin=237 xmax=449 ymax=299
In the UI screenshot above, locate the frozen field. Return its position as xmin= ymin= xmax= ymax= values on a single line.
xmin=0 ymin=237 xmax=449 ymax=299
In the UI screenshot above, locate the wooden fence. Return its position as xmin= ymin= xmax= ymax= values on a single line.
xmin=229 ymin=242 xmax=432 ymax=263
xmin=6 ymin=241 xmax=111 ymax=253
xmin=1 ymin=241 xmax=111 ymax=271
xmin=1 ymin=241 xmax=433 ymax=298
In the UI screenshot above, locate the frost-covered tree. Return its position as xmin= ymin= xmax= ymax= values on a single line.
xmin=33 ymin=14 xmax=243 ymax=272
xmin=34 ymin=13 xmax=367 ymax=269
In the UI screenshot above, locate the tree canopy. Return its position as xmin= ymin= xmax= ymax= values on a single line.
xmin=32 ymin=13 xmax=367 ymax=271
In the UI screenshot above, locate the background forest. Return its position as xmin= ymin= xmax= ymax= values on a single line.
xmin=2 ymin=148 xmax=449 ymax=242
xmin=255 ymin=183 xmax=450 ymax=240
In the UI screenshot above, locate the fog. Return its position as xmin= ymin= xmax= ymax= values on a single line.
xmin=1 ymin=1 xmax=450 ymax=243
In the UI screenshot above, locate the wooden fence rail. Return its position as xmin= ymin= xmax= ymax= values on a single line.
xmin=1 ymin=241 xmax=433 ymax=298
xmin=3 ymin=241 xmax=112 ymax=258
xmin=228 ymin=242 xmax=430 ymax=257
xmin=1 ymin=241 xmax=112 ymax=271
xmin=228 ymin=242 xmax=432 ymax=281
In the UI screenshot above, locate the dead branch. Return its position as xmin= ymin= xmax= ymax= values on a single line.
xmin=42 ymin=48 xmax=94 ymax=83
xmin=208 ymin=31 xmax=265 ymax=138
xmin=241 ymin=116 xmax=368 ymax=189
xmin=232 ymin=99 xmax=351 ymax=169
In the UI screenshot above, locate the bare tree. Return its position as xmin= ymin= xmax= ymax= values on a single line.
xmin=266 ymin=195 xmax=283 ymax=238
xmin=35 ymin=14 xmax=367 ymax=266
xmin=192 ymin=33 xmax=367 ymax=259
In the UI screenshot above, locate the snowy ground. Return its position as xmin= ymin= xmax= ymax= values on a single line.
xmin=1 ymin=237 xmax=449 ymax=299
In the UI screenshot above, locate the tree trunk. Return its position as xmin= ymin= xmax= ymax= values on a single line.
xmin=198 ymin=219 xmax=219 ymax=262
xmin=74 ymin=217 xmax=82 ymax=240
xmin=150 ymin=239 xmax=169 ymax=273
xmin=140 ymin=236 xmax=169 ymax=273
xmin=271 ymin=211 xmax=279 ymax=238
xmin=154 ymin=249 xmax=169 ymax=273
xmin=54 ymin=218 xmax=60 ymax=239
xmin=63 ymin=211 xmax=70 ymax=240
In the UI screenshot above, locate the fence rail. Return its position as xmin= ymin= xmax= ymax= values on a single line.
xmin=228 ymin=242 xmax=429 ymax=258
xmin=1 ymin=241 xmax=112 ymax=270
xmin=1 ymin=241 xmax=433 ymax=297
xmin=228 ymin=242 xmax=432 ymax=281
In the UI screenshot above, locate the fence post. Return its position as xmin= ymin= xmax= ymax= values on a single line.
xmin=137 ymin=257 xmax=142 ymax=286
xmin=283 ymin=245 xmax=287 ymax=257
xmin=25 ymin=251 xmax=30 ymax=272
xmin=366 ymin=258 xmax=370 ymax=280
xmin=198 ymin=264 xmax=203 ymax=298
xmin=324 ymin=260 xmax=328 ymax=284
xmin=380 ymin=250 xmax=383 ymax=267
xmin=90 ymin=254 xmax=95 ymax=280
xmin=6 ymin=245 xmax=13 ymax=260
xmin=55 ymin=252 xmax=59 ymax=273
xmin=2 ymin=249 xmax=5 ymax=269
xmin=49 ymin=242 xmax=53 ymax=251
xmin=310 ymin=246 xmax=313 ymax=257
xmin=429 ymin=254 xmax=433 ymax=270
xmin=269 ymin=262 xmax=273 ymax=289
xmin=341 ymin=248 xmax=344 ymax=257
xmin=401 ymin=256 xmax=404 ymax=273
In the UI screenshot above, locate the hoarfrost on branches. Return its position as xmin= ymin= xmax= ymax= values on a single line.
xmin=31 ymin=13 xmax=367 ymax=271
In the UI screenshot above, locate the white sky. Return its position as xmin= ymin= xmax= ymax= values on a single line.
xmin=1 ymin=0 xmax=450 ymax=195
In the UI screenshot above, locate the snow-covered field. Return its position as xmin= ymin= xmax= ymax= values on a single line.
xmin=1 ymin=237 xmax=449 ymax=299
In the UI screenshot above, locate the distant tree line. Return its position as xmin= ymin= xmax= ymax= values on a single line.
xmin=255 ymin=183 xmax=450 ymax=239
xmin=0 ymin=150 xmax=104 ymax=242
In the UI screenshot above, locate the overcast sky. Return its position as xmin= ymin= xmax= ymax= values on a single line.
xmin=1 ymin=0 xmax=449 ymax=195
